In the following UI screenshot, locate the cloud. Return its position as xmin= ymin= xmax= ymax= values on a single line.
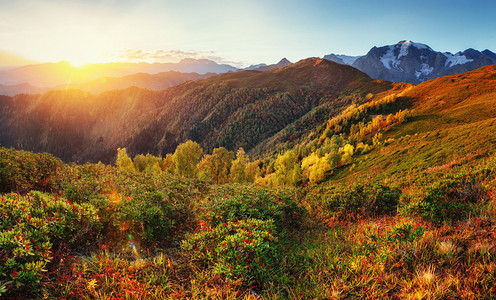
xmin=107 ymin=49 xmax=243 ymax=67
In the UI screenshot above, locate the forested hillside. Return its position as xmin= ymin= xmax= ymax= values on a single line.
xmin=0 ymin=58 xmax=395 ymax=163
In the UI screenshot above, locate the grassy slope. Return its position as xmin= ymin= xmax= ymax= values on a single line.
xmin=330 ymin=64 xmax=496 ymax=188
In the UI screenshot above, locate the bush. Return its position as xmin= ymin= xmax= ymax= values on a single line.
xmin=181 ymin=219 xmax=284 ymax=287
xmin=0 ymin=148 xmax=63 ymax=193
xmin=401 ymin=173 xmax=488 ymax=224
xmin=320 ymin=182 xmax=401 ymax=220
xmin=60 ymin=163 xmax=194 ymax=246
xmin=0 ymin=192 xmax=99 ymax=296
xmin=116 ymin=189 xmax=187 ymax=243
xmin=205 ymin=185 xmax=305 ymax=231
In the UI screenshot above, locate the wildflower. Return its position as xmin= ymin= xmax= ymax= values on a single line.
xmin=87 ymin=279 xmax=97 ymax=290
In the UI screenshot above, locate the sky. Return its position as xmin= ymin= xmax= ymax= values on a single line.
xmin=0 ymin=0 xmax=495 ymax=67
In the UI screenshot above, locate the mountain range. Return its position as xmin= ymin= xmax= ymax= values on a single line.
xmin=324 ymin=40 xmax=496 ymax=83
xmin=1 ymin=41 xmax=495 ymax=97
xmin=0 ymin=59 xmax=237 ymax=88
xmin=0 ymin=58 xmax=293 ymax=96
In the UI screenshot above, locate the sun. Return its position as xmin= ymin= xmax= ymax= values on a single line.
xmin=67 ymin=58 xmax=88 ymax=68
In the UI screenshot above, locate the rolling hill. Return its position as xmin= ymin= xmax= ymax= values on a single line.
xmin=314 ymin=64 xmax=496 ymax=185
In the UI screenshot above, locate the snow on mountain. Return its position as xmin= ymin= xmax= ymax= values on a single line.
xmin=415 ymin=63 xmax=434 ymax=80
xmin=380 ymin=47 xmax=400 ymax=70
xmin=329 ymin=40 xmax=496 ymax=84
xmin=444 ymin=52 xmax=474 ymax=68
xmin=380 ymin=41 xmax=432 ymax=70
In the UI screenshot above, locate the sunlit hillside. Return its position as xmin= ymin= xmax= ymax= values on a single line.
xmin=2 ymin=59 xmax=496 ymax=299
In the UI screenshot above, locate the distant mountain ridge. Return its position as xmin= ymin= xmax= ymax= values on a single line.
xmin=248 ymin=58 xmax=293 ymax=72
xmin=0 ymin=58 xmax=237 ymax=88
xmin=0 ymin=71 xmax=215 ymax=96
xmin=0 ymin=57 xmax=295 ymax=96
xmin=324 ymin=40 xmax=496 ymax=83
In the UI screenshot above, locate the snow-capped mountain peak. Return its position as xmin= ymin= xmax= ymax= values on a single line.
xmin=324 ymin=40 xmax=496 ymax=84
xmin=380 ymin=41 xmax=433 ymax=70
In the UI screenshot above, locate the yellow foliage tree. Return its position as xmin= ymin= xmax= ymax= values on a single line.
xmin=302 ymin=152 xmax=331 ymax=183
xmin=116 ymin=148 xmax=135 ymax=172
xmin=172 ymin=140 xmax=203 ymax=179
xmin=161 ymin=153 xmax=174 ymax=174
xmin=340 ymin=144 xmax=354 ymax=165
xmin=198 ymin=147 xmax=233 ymax=184
xmin=246 ymin=161 xmax=261 ymax=183
xmin=230 ymin=148 xmax=248 ymax=183
xmin=274 ymin=150 xmax=302 ymax=186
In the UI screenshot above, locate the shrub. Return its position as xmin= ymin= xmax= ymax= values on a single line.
xmin=401 ymin=173 xmax=488 ymax=224
xmin=0 ymin=148 xmax=63 ymax=193
xmin=205 ymin=185 xmax=305 ymax=231
xmin=321 ymin=182 xmax=401 ymax=220
xmin=116 ymin=190 xmax=187 ymax=243
xmin=181 ymin=219 xmax=283 ymax=287
xmin=360 ymin=222 xmax=424 ymax=268
xmin=0 ymin=192 xmax=99 ymax=296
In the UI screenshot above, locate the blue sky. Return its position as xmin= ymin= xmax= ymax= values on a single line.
xmin=0 ymin=0 xmax=495 ymax=66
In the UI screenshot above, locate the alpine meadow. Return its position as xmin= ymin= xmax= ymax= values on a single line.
xmin=2 ymin=0 xmax=496 ymax=299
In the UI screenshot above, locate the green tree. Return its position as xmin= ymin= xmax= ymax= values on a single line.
xmin=144 ymin=153 xmax=162 ymax=173
xmin=172 ymin=140 xmax=203 ymax=178
xmin=116 ymin=148 xmax=135 ymax=172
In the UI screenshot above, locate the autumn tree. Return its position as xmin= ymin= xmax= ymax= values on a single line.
xmin=199 ymin=147 xmax=233 ymax=184
xmin=172 ymin=140 xmax=203 ymax=178
xmin=340 ymin=144 xmax=354 ymax=165
xmin=230 ymin=148 xmax=248 ymax=183
xmin=133 ymin=154 xmax=147 ymax=172
xmin=116 ymin=148 xmax=135 ymax=172
xmin=246 ymin=161 xmax=261 ymax=183
xmin=302 ymin=152 xmax=331 ymax=183
xmin=132 ymin=153 xmax=162 ymax=173
xmin=161 ymin=153 xmax=174 ymax=174
xmin=274 ymin=150 xmax=302 ymax=186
